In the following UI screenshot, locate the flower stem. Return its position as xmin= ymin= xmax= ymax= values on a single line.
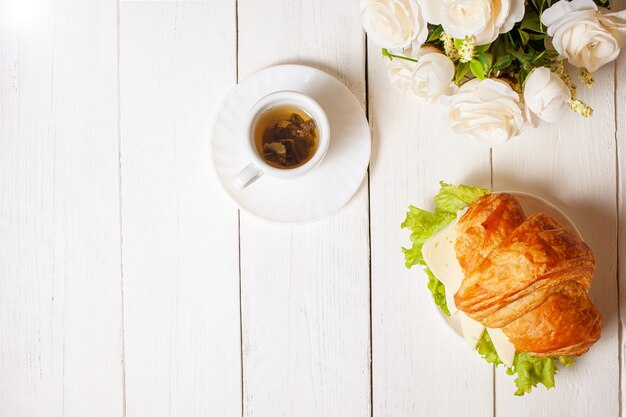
xmin=382 ymin=48 xmax=418 ymax=62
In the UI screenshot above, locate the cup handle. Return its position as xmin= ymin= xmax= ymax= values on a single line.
xmin=233 ymin=163 xmax=263 ymax=189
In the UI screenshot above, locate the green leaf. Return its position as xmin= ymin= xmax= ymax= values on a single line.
xmin=475 ymin=331 xmax=503 ymax=366
xmin=476 ymin=43 xmax=491 ymax=53
xmin=433 ymin=182 xmax=489 ymax=213
xmin=543 ymin=50 xmax=560 ymax=61
xmin=507 ymin=47 xmax=529 ymax=64
xmin=476 ymin=332 xmax=577 ymax=396
xmin=401 ymin=182 xmax=489 ymax=312
xmin=519 ymin=67 xmax=529 ymax=86
xmin=506 ymin=354 xmax=575 ymax=396
xmin=455 ymin=62 xmax=470 ymax=85
xmin=508 ymin=32 xmax=517 ymax=49
xmin=557 ymin=356 xmax=576 ymax=367
xmin=427 ymin=25 xmax=444 ymax=43
xmin=520 ymin=9 xmax=544 ymax=33
xmin=518 ymin=29 xmax=530 ymax=46
xmin=478 ymin=52 xmax=493 ymax=73
xmin=527 ymin=32 xmax=547 ymax=41
xmin=454 ymin=38 xmax=464 ymax=50
xmin=425 ymin=268 xmax=450 ymax=316
xmin=470 ymin=59 xmax=485 ymax=80
xmin=492 ymin=54 xmax=513 ymax=70
xmin=401 ymin=207 xmax=454 ymax=268
xmin=538 ymin=1 xmax=549 ymax=31
xmin=531 ymin=49 xmax=559 ymax=65
xmin=491 ymin=36 xmax=507 ymax=60
xmin=507 ymin=354 xmax=555 ymax=395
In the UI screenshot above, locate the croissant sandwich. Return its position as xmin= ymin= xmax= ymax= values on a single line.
xmin=402 ymin=182 xmax=603 ymax=395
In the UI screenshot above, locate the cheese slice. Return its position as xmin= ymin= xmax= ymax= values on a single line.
xmin=486 ymin=328 xmax=516 ymax=368
xmin=459 ymin=313 xmax=485 ymax=349
xmin=422 ymin=209 xmax=517 ymax=366
xmin=421 ymin=211 xmax=466 ymax=315
xmin=422 ymin=209 xmax=485 ymax=348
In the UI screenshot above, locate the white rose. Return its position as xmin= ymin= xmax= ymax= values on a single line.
xmin=421 ymin=0 xmax=525 ymax=45
xmin=387 ymin=48 xmax=420 ymax=95
xmin=448 ymin=79 xmax=525 ymax=146
xmin=542 ymin=0 xmax=626 ymax=72
xmin=388 ymin=46 xmax=455 ymax=103
xmin=360 ymin=0 xmax=428 ymax=50
xmin=523 ymin=67 xmax=571 ymax=127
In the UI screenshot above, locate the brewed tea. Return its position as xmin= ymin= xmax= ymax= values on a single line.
xmin=253 ymin=105 xmax=318 ymax=169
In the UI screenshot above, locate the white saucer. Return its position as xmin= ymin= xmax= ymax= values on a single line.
xmin=432 ymin=191 xmax=582 ymax=342
xmin=210 ymin=64 xmax=371 ymax=224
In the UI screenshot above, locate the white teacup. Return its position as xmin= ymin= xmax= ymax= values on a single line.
xmin=233 ymin=91 xmax=330 ymax=189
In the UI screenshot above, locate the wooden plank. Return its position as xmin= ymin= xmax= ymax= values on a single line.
xmin=50 ymin=1 xmax=125 ymax=415
xmin=0 ymin=4 xmax=59 ymax=415
xmin=118 ymin=2 xmax=240 ymax=416
xmin=615 ymin=1 xmax=626 ymax=415
xmin=0 ymin=1 xmax=124 ymax=416
xmin=237 ymin=1 xmax=370 ymax=416
xmin=367 ymin=44 xmax=494 ymax=417
xmin=492 ymin=64 xmax=618 ymax=413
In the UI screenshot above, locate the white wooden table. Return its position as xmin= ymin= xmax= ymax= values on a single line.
xmin=1 ymin=1 xmax=625 ymax=416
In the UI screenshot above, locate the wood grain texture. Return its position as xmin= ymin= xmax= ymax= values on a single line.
xmin=237 ymin=1 xmax=370 ymax=416
xmin=0 ymin=4 xmax=59 ymax=415
xmin=492 ymin=63 xmax=618 ymax=413
xmin=367 ymin=42 xmax=494 ymax=417
xmin=1 ymin=1 xmax=624 ymax=416
xmin=119 ymin=2 xmax=240 ymax=417
xmin=616 ymin=2 xmax=626 ymax=416
xmin=0 ymin=1 xmax=124 ymax=416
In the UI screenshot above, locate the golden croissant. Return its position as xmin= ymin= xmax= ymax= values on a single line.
xmin=453 ymin=193 xmax=603 ymax=357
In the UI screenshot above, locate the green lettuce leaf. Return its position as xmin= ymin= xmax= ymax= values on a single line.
xmin=424 ymin=268 xmax=450 ymax=316
xmin=507 ymin=353 xmax=575 ymax=396
xmin=401 ymin=182 xmax=489 ymax=313
xmin=475 ymin=331 xmax=502 ymax=366
xmin=401 ymin=206 xmax=455 ymax=268
xmin=476 ymin=332 xmax=575 ymax=396
xmin=434 ymin=182 xmax=490 ymax=214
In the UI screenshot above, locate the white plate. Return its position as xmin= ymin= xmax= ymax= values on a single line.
xmin=210 ymin=64 xmax=371 ymax=224
xmin=434 ymin=191 xmax=582 ymax=342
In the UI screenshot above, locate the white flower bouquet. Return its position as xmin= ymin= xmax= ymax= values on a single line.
xmin=361 ymin=0 xmax=626 ymax=146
